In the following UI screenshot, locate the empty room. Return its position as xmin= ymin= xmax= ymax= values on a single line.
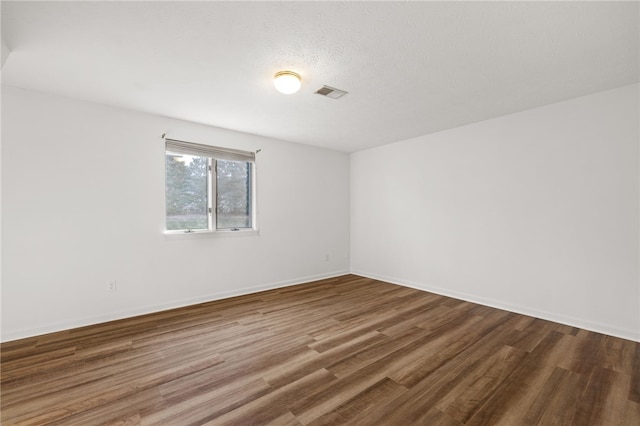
xmin=1 ymin=1 xmax=639 ymax=425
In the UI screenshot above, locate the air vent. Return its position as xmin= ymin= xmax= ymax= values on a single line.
xmin=314 ymin=85 xmax=348 ymax=99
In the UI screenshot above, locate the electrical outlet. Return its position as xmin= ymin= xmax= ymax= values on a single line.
xmin=325 ymin=254 xmax=330 ymax=262
xmin=107 ymin=280 xmax=117 ymax=292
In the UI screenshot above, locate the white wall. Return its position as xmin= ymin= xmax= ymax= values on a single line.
xmin=1 ymin=86 xmax=350 ymax=341
xmin=4 ymin=84 xmax=638 ymax=343
xmin=351 ymin=84 xmax=640 ymax=341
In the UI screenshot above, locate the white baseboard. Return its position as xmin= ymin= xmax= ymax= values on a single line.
xmin=352 ymin=270 xmax=640 ymax=343
xmin=0 ymin=270 xmax=350 ymax=343
xmin=5 ymin=269 xmax=637 ymax=343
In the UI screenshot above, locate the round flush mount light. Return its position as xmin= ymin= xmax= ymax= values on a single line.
xmin=273 ymin=71 xmax=301 ymax=94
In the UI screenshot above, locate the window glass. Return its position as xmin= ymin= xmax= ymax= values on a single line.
xmin=165 ymin=154 xmax=209 ymax=231
xmin=216 ymin=160 xmax=252 ymax=229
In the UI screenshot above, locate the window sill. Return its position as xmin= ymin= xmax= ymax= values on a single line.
xmin=164 ymin=229 xmax=260 ymax=240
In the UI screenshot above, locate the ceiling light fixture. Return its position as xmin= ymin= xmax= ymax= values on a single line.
xmin=273 ymin=71 xmax=301 ymax=94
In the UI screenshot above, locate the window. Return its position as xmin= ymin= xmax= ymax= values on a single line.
xmin=165 ymin=138 xmax=256 ymax=235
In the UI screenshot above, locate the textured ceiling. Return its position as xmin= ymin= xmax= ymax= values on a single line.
xmin=2 ymin=1 xmax=638 ymax=152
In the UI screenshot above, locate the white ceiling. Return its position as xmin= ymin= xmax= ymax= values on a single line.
xmin=2 ymin=1 xmax=638 ymax=152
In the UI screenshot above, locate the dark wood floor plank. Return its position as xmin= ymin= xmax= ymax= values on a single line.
xmin=326 ymin=325 xmax=432 ymax=378
xmin=205 ymin=369 xmax=338 ymax=425
xmin=439 ymin=345 xmax=528 ymax=423
xmin=145 ymin=376 xmax=273 ymax=425
xmin=465 ymin=331 xmax=570 ymax=425
xmin=600 ymin=370 xmax=640 ymax=426
xmin=527 ymin=367 xmax=587 ymax=426
xmin=1 ymin=274 xmax=638 ymax=425
xmin=379 ymin=304 xmax=449 ymax=336
xmin=571 ymin=366 xmax=617 ymax=426
xmin=631 ymin=342 xmax=640 ymax=403
xmin=385 ymin=317 xmax=487 ymax=387
xmin=264 ymin=330 xmax=388 ymax=389
xmin=370 ymin=327 xmax=522 ymax=424
xmin=306 ymin=377 xmax=408 ymax=426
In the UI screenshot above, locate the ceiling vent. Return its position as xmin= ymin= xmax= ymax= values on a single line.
xmin=314 ymin=85 xmax=348 ymax=99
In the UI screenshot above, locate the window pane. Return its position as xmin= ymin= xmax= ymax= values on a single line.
xmin=165 ymin=154 xmax=209 ymax=231
xmin=216 ymin=160 xmax=252 ymax=229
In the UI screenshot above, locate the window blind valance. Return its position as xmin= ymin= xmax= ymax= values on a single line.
xmin=165 ymin=138 xmax=255 ymax=162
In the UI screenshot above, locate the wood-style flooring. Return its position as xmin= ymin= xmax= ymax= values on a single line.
xmin=1 ymin=275 xmax=639 ymax=425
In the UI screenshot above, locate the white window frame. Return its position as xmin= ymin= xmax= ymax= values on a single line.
xmin=164 ymin=138 xmax=258 ymax=239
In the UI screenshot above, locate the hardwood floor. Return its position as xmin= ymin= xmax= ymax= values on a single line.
xmin=1 ymin=274 xmax=639 ymax=425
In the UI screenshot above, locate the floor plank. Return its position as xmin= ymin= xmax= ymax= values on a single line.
xmin=2 ymin=274 xmax=638 ymax=425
